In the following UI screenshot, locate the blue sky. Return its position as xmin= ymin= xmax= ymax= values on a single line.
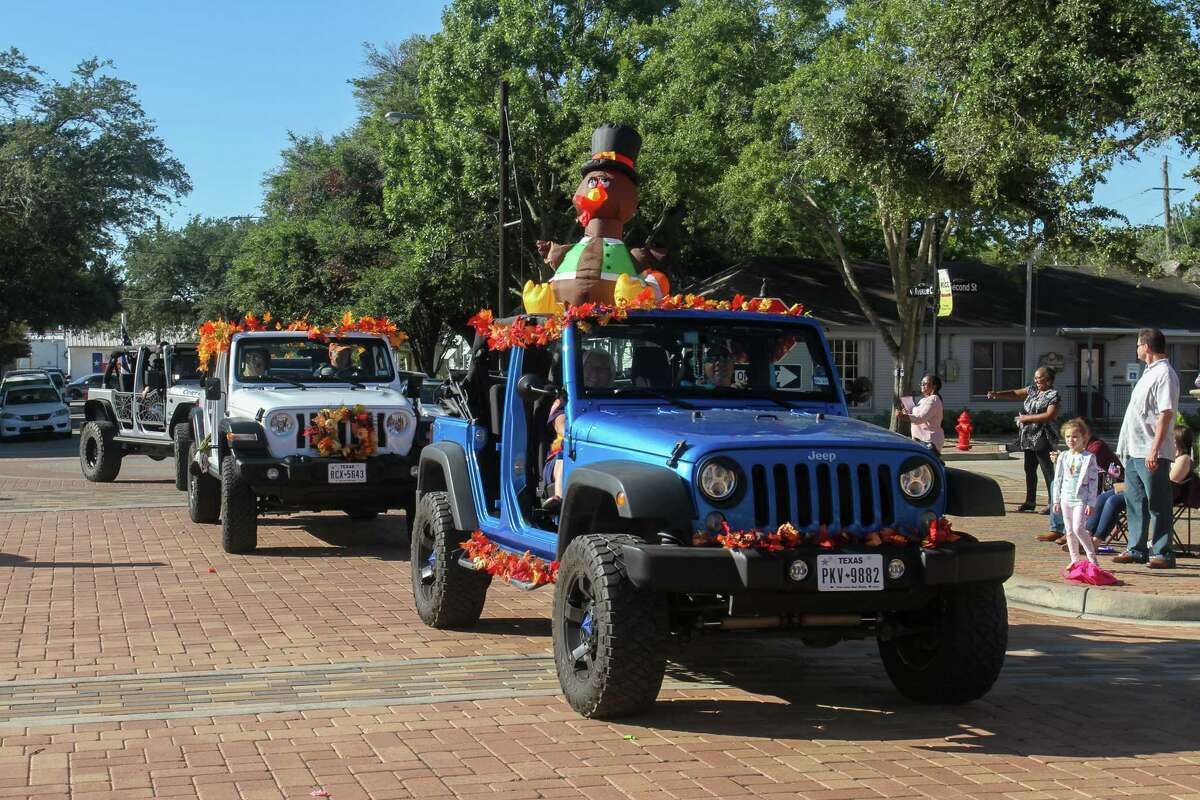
xmin=6 ymin=0 xmax=1197 ymax=230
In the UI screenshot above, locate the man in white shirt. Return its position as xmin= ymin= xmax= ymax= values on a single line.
xmin=1114 ymin=328 xmax=1180 ymax=568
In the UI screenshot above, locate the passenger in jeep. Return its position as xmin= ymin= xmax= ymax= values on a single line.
xmin=541 ymin=349 xmax=614 ymax=511
xmin=241 ymin=349 xmax=268 ymax=378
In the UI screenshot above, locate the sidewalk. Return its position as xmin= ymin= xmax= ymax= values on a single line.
xmin=951 ymin=455 xmax=1200 ymax=622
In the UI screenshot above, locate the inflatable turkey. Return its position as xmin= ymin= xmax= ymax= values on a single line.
xmin=525 ymin=123 xmax=668 ymax=313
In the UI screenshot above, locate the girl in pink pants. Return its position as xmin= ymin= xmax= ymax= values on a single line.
xmin=1052 ymin=418 xmax=1100 ymax=565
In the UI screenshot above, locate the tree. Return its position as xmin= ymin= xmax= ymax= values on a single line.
xmin=121 ymin=217 xmax=250 ymax=338
xmin=0 ymin=49 xmax=190 ymax=332
xmin=227 ymin=130 xmax=391 ymax=320
xmin=725 ymin=0 xmax=1200 ymax=421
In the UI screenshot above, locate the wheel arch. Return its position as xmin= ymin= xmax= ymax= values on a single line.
xmin=418 ymin=441 xmax=479 ymax=531
xmin=556 ymin=461 xmax=697 ymax=559
xmin=83 ymin=399 xmax=116 ymax=424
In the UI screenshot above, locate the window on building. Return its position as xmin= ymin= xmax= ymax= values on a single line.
xmin=972 ymin=341 xmax=1025 ymax=397
xmin=829 ymin=339 xmax=872 ymax=406
xmin=1172 ymin=343 xmax=1200 ymax=391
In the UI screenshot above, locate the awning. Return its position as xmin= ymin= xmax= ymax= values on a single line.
xmin=1056 ymin=327 xmax=1200 ymax=340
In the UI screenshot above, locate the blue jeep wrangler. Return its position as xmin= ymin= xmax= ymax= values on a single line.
xmin=413 ymin=308 xmax=1014 ymax=718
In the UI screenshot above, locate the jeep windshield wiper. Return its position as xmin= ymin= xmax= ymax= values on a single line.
xmin=608 ymin=387 xmax=696 ymax=410
xmin=263 ymin=373 xmax=307 ymax=390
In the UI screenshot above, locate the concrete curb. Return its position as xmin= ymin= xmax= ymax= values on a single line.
xmin=1006 ymin=573 xmax=1200 ymax=623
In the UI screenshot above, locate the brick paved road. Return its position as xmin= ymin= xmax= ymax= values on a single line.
xmin=2 ymin=443 xmax=1200 ymax=799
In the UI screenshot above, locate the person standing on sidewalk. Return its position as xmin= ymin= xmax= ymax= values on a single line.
xmin=1114 ymin=328 xmax=1180 ymax=569
xmin=988 ymin=367 xmax=1061 ymax=513
xmin=897 ymin=374 xmax=944 ymax=454
xmin=1052 ymin=418 xmax=1100 ymax=567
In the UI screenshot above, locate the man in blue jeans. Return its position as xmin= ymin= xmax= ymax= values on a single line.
xmin=1114 ymin=328 xmax=1180 ymax=569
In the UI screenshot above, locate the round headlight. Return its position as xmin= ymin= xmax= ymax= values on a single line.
xmin=267 ymin=411 xmax=294 ymax=436
xmin=698 ymin=458 xmax=739 ymax=503
xmin=385 ymin=412 xmax=410 ymax=434
xmin=899 ymin=462 xmax=935 ymax=499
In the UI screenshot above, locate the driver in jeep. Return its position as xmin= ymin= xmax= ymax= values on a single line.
xmin=315 ymin=342 xmax=358 ymax=379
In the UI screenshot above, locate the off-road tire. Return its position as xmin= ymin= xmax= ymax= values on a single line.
xmin=79 ymin=421 xmax=122 ymax=482
xmin=344 ymin=510 xmax=380 ymax=521
xmin=187 ymin=439 xmax=220 ymax=524
xmin=220 ymin=455 xmax=258 ymax=554
xmin=411 ymin=491 xmax=490 ymax=628
xmin=553 ymin=534 xmax=668 ymax=719
xmin=878 ymin=581 xmax=1008 ymax=704
xmin=173 ymin=423 xmax=192 ymax=491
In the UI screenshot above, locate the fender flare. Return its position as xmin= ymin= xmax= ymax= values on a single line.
xmin=417 ymin=441 xmax=479 ymax=531
xmin=944 ymin=467 xmax=1006 ymax=516
xmin=557 ymin=460 xmax=696 ymax=557
xmin=83 ymin=399 xmax=116 ymax=424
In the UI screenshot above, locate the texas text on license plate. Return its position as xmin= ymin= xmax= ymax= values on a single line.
xmin=817 ymin=554 xmax=884 ymax=592
xmin=328 ymin=463 xmax=367 ymax=483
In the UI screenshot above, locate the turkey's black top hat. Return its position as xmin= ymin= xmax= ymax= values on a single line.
xmin=580 ymin=122 xmax=641 ymax=184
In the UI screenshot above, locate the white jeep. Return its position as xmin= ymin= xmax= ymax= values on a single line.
xmin=80 ymin=343 xmax=205 ymax=487
xmin=186 ymin=330 xmax=422 ymax=553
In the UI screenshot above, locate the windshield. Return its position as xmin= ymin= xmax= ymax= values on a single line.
xmin=578 ymin=318 xmax=839 ymax=402
xmin=235 ymin=337 xmax=395 ymax=384
xmin=171 ymin=349 xmax=202 ymax=383
xmin=3 ymin=387 xmax=61 ymax=405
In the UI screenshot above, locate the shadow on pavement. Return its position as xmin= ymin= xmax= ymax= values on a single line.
xmin=0 ymin=553 xmax=165 ymax=568
xmin=626 ymin=620 xmax=1200 ymax=758
xmin=253 ymin=515 xmax=411 ymax=561
xmin=472 ymin=616 xmax=552 ymax=638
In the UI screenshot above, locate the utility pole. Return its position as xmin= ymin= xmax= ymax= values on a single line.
xmin=1151 ymin=155 xmax=1183 ymax=258
xmin=497 ymin=79 xmax=510 ymax=317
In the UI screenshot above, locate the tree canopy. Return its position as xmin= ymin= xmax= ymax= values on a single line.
xmin=0 ymin=48 xmax=189 ymax=333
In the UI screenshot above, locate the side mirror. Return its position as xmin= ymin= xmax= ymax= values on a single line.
xmin=204 ymin=377 xmax=222 ymax=401
xmin=516 ymin=373 xmax=556 ymax=399
xmin=846 ymin=376 xmax=873 ymax=404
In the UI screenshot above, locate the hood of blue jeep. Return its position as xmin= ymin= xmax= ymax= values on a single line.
xmin=575 ymin=406 xmax=923 ymax=462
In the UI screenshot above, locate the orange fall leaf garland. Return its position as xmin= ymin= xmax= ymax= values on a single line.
xmin=461 ymin=531 xmax=559 ymax=587
xmin=692 ymin=521 xmax=932 ymax=551
xmin=198 ymin=313 xmax=408 ymax=370
xmin=470 ymin=294 xmax=810 ymax=352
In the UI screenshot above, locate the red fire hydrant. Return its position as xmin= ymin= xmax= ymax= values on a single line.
xmin=955 ymin=410 xmax=974 ymax=451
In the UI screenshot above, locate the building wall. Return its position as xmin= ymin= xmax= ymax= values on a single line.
xmin=823 ymin=324 xmax=1200 ymax=424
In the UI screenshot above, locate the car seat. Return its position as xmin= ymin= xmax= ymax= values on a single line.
xmin=631 ymin=346 xmax=672 ymax=387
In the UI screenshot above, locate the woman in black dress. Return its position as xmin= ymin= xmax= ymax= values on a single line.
xmin=988 ymin=366 xmax=1061 ymax=512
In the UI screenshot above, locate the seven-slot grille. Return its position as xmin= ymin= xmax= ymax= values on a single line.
xmin=748 ymin=459 xmax=895 ymax=530
xmin=293 ymin=412 xmax=389 ymax=451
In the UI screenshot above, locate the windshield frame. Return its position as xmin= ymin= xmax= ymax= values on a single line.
xmin=568 ymin=312 xmax=844 ymax=407
xmin=231 ymin=335 xmax=396 ymax=386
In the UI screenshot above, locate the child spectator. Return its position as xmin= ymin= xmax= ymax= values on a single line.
xmin=1052 ymin=418 xmax=1100 ymax=567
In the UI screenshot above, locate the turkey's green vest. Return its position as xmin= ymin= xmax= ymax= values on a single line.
xmin=550 ymin=237 xmax=638 ymax=281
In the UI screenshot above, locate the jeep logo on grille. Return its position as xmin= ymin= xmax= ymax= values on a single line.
xmin=808 ymin=451 xmax=837 ymax=462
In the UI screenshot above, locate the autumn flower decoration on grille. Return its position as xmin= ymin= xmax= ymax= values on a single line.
xmin=304 ymin=404 xmax=376 ymax=460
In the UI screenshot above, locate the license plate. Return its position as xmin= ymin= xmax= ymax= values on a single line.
xmin=817 ymin=554 xmax=884 ymax=592
xmin=328 ymin=463 xmax=367 ymax=483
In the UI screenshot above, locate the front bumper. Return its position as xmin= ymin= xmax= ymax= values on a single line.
xmin=1 ymin=417 xmax=70 ymax=437
xmin=231 ymin=452 xmax=417 ymax=508
xmin=622 ymin=540 xmax=1014 ymax=611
